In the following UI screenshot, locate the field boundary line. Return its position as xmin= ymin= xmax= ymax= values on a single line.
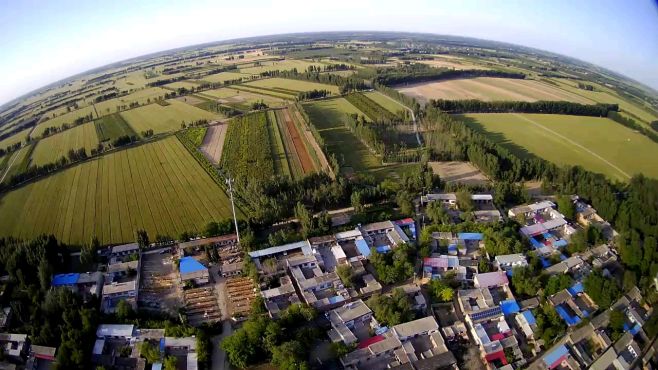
xmin=512 ymin=113 xmax=631 ymax=179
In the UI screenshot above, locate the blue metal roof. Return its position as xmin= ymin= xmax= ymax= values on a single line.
xmin=500 ymin=299 xmax=521 ymax=315
xmin=179 ymin=256 xmax=207 ymax=274
xmin=556 ymin=305 xmax=581 ymax=326
xmin=543 ymin=345 xmax=569 ymax=367
xmin=376 ymin=245 xmax=391 ymax=253
xmin=52 ymin=273 xmax=80 ymax=286
xmin=458 ymin=232 xmax=483 ymax=241
xmin=522 ymin=310 xmax=537 ymax=325
xmin=554 ymin=239 xmax=568 ymax=248
xmin=356 ymin=238 xmax=371 ymax=257
xmin=568 ymin=282 xmax=584 ymax=296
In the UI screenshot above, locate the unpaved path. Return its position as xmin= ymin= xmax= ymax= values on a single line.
xmin=0 ymin=147 xmax=23 ymax=183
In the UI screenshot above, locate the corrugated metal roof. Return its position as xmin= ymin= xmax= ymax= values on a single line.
xmin=248 ymin=240 xmax=312 ymax=258
xmin=356 ymin=238 xmax=371 ymax=257
xmin=458 ymin=232 xmax=483 ymax=240
xmin=543 ymin=345 xmax=569 ymax=367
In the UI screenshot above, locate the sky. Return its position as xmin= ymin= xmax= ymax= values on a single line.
xmin=1 ymin=0 xmax=657 ymax=105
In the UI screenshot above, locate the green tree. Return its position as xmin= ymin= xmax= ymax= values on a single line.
xmin=511 ymin=266 xmax=541 ymax=297
xmin=556 ymin=195 xmax=575 ymax=220
xmin=396 ymin=191 xmax=414 ymax=216
xmin=136 ymin=229 xmax=149 ymax=249
xmin=139 ymin=341 xmax=160 ymax=363
xmin=163 ymin=356 xmax=177 ymax=370
xmin=426 ymin=201 xmax=450 ymax=224
xmin=116 ymin=299 xmax=134 ymax=321
xmin=351 ymin=191 xmax=365 ymax=214
xmin=271 ymin=340 xmax=309 ymax=370
xmin=295 ymin=202 xmax=313 ymax=238
xmin=336 ymin=264 xmax=355 ymax=288
xmin=456 ymin=190 xmax=474 ymax=212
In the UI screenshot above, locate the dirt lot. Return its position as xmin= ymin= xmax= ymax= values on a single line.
xmin=428 ymin=161 xmax=490 ymax=185
xmin=139 ymin=251 xmax=182 ymax=315
xmin=199 ymin=123 xmax=227 ymax=164
xmin=224 ymin=276 xmax=258 ymax=317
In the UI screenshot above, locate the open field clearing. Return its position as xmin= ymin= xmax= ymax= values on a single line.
xmin=0 ymin=127 xmax=31 ymax=149
xmin=175 ymin=95 xmax=207 ymax=106
xmin=244 ymin=78 xmax=341 ymax=94
xmin=94 ymin=113 xmax=136 ymax=142
xmin=363 ymin=91 xmax=407 ymax=114
xmin=239 ymin=59 xmax=327 ymax=75
xmin=31 ymin=122 xmax=99 ymax=166
xmin=199 ymin=123 xmax=228 ymax=165
xmin=0 ymin=137 xmax=236 ymax=244
xmin=428 ymin=161 xmax=490 ymax=185
xmin=164 ymin=80 xmax=202 ymax=90
xmin=304 ymin=98 xmax=409 ymax=179
xmin=199 ymin=71 xmax=253 ymax=84
xmin=398 ymin=77 xmax=596 ymax=104
xmin=93 ymin=87 xmax=170 ymax=115
xmin=549 ymin=78 xmax=658 ymax=123
xmin=416 ymin=56 xmax=490 ymax=70
xmin=33 ymin=106 xmax=97 ymax=138
xmin=120 ymin=100 xmax=218 ymax=135
xmin=197 ymin=87 xmax=287 ymax=108
xmin=460 ymin=113 xmax=658 ymax=181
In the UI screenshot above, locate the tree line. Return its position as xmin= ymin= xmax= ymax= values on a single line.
xmin=373 ymin=64 xmax=526 ymax=86
xmin=429 ymin=99 xmax=618 ymax=117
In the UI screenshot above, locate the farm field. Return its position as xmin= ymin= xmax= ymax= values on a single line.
xmin=199 ymin=88 xmax=286 ymax=110
xmin=363 ymin=91 xmax=406 ymax=115
xmin=94 ymin=113 xmax=136 ymax=142
xmin=164 ymin=80 xmax=202 ymax=91
xmin=273 ymin=108 xmax=316 ymax=178
xmin=345 ymin=93 xmax=398 ymax=122
xmin=32 ymin=106 xmax=97 ymax=138
xmin=0 ymin=127 xmax=31 ymax=150
xmin=199 ymin=71 xmax=252 ymax=84
xmin=93 ymin=87 xmax=170 ymax=116
xmin=31 ymin=122 xmax=99 ymax=167
xmin=428 ymin=161 xmax=490 ymax=185
xmin=1 ymin=146 xmax=32 ymax=183
xmin=397 ymin=77 xmax=596 ymax=104
xmin=416 ymin=56 xmax=490 ymax=70
xmin=460 ymin=113 xmax=658 ymax=181
xmin=200 ymin=123 xmax=228 ymax=165
xmin=231 ymin=85 xmax=296 ymax=99
xmin=239 ymin=59 xmax=327 ymax=75
xmin=120 ymin=100 xmax=218 ymax=135
xmin=267 ymin=111 xmax=292 ymax=179
xmin=0 ymin=136 xmax=236 ymax=244
xmin=244 ymin=78 xmax=341 ymax=94
xmin=303 ymin=98 xmax=388 ymax=177
xmin=549 ymin=78 xmax=658 ymax=123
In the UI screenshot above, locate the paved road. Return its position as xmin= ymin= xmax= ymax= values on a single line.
xmin=211 ymin=321 xmax=233 ymax=370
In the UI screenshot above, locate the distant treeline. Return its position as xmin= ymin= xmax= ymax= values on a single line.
xmin=373 ymin=64 xmax=526 ymax=86
xmin=261 ymin=69 xmax=368 ymax=94
xmin=430 ymin=99 xmax=618 ymax=117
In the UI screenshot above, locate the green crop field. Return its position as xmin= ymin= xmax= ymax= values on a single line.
xmin=304 ymin=98 xmax=404 ymax=179
xmin=267 ymin=110 xmax=292 ymax=179
xmin=549 ymin=78 xmax=658 ymax=123
xmin=94 ymin=113 xmax=137 ymax=142
xmin=398 ymin=77 xmax=595 ymax=104
xmin=0 ymin=127 xmax=31 ymax=150
xmin=231 ymin=85 xmax=296 ymax=99
xmin=33 ymin=106 xmax=97 ymax=138
xmin=164 ymin=80 xmax=202 ymax=91
xmin=93 ymin=87 xmax=170 ymax=116
xmin=363 ymin=91 xmax=406 ymax=114
xmin=120 ymin=100 xmax=218 ymax=135
xmin=460 ymin=113 xmax=658 ymax=181
xmin=244 ymin=78 xmax=340 ymax=94
xmin=0 ymin=136 xmax=235 ymax=244
xmin=31 ymin=122 xmax=99 ymax=167
xmin=199 ymin=71 xmax=252 ymax=84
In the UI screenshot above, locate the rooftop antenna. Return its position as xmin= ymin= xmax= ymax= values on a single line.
xmin=225 ymin=175 xmax=241 ymax=244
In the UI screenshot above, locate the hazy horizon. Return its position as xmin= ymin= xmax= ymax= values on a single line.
xmin=1 ymin=0 xmax=657 ymax=106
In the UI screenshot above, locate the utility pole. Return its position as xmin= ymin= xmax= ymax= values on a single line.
xmin=225 ymin=175 xmax=241 ymax=244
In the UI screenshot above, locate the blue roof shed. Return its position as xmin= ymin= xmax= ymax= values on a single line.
xmin=356 ymin=238 xmax=371 ymax=257
xmin=179 ymin=256 xmax=207 ymax=274
xmin=458 ymin=232 xmax=483 ymax=241
xmin=521 ymin=310 xmax=537 ymax=325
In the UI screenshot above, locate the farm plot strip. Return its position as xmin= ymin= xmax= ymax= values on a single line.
xmin=280 ymin=108 xmax=315 ymax=174
xmin=267 ymin=111 xmax=292 ymax=179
